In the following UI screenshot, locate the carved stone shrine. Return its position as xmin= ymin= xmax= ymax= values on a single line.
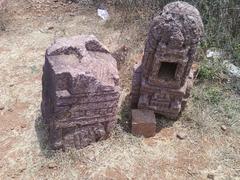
xmin=131 ymin=1 xmax=204 ymax=119
xmin=41 ymin=35 xmax=120 ymax=149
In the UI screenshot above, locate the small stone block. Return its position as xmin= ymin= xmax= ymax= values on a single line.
xmin=131 ymin=109 xmax=156 ymax=138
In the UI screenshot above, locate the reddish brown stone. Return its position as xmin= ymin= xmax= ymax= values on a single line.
xmin=131 ymin=109 xmax=156 ymax=138
xmin=131 ymin=2 xmax=204 ymax=119
xmin=41 ymin=35 xmax=120 ymax=149
xmin=111 ymin=45 xmax=129 ymax=70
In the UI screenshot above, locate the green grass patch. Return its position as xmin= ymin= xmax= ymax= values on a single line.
xmin=197 ymin=55 xmax=226 ymax=81
xmin=198 ymin=64 xmax=217 ymax=80
xmin=203 ymin=86 xmax=223 ymax=105
xmin=233 ymin=43 xmax=240 ymax=66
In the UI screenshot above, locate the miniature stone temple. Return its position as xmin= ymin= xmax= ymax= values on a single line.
xmin=131 ymin=1 xmax=204 ymax=121
xmin=41 ymin=35 xmax=120 ymax=149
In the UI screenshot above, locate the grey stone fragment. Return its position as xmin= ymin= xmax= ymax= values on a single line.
xmin=176 ymin=131 xmax=187 ymax=140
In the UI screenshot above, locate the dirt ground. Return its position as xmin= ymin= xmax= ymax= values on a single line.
xmin=0 ymin=0 xmax=240 ymax=179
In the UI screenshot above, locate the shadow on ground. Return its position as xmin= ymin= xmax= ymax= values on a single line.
xmin=118 ymin=94 xmax=131 ymax=133
xmin=155 ymin=114 xmax=176 ymax=133
xmin=35 ymin=112 xmax=56 ymax=158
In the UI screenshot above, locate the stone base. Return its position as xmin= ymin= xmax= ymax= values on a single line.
xmin=131 ymin=62 xmax=197 ymax=119
xmin=131 ymin=109 xmax=156 ymax=138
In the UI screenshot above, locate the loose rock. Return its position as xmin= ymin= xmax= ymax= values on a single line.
xmin=223 ymin=61 xmax=240 ymax=78
xmin=48 ymin=162 xmax=57 ymax=169
xmin=221 ymin=125 xmax=227 ymax=131
xmin=20 ymin=124 xmax=27 ymax=129
xmin=47 ymin=26 xmax=54 ymax=30
xmin=8 ymin=108 xmax=13 ymax=112
xmin=177 ymin=132 xmax=187 ymax=140
xmin=111 ymin=45 xmax=129 ymax=70
xmin=207 ymin=173 xmax=215 ymax=180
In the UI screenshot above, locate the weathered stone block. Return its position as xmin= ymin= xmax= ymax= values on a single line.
xmin=131 ymin=109 xmax=156 ymax=138
xmin=41 ymin=35 xmax=120 ymax=149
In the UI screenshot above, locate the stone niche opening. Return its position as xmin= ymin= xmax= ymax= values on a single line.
xmin=158 ymin=62 xmax=178 ymax=80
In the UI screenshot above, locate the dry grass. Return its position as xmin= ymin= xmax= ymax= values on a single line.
xmin=0 ymin=0 xmax=240 ymax=179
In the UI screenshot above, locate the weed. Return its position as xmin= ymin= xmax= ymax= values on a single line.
xmin=233 ymin=43 xmax=240 ymax=66
xmin=198 ymin=56 xmax=226 ymax=81
xmin=204 ymin=86 xmax=223 ymax=105
xmin=30 ymin=65 xmax=38 ymax=74
xmin=198 ymin=64 xmax=217 ymax=80
xmin=192 ymin=85 xmax=223 ymax=105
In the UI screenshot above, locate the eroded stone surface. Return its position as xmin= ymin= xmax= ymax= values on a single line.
xmin=41 ymin=35 xmax=120 ymax=149
xmin=131 ymin=1 xmax=204 ymax=119
xmin=132 ymin=109 xmax=156 ymax=138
